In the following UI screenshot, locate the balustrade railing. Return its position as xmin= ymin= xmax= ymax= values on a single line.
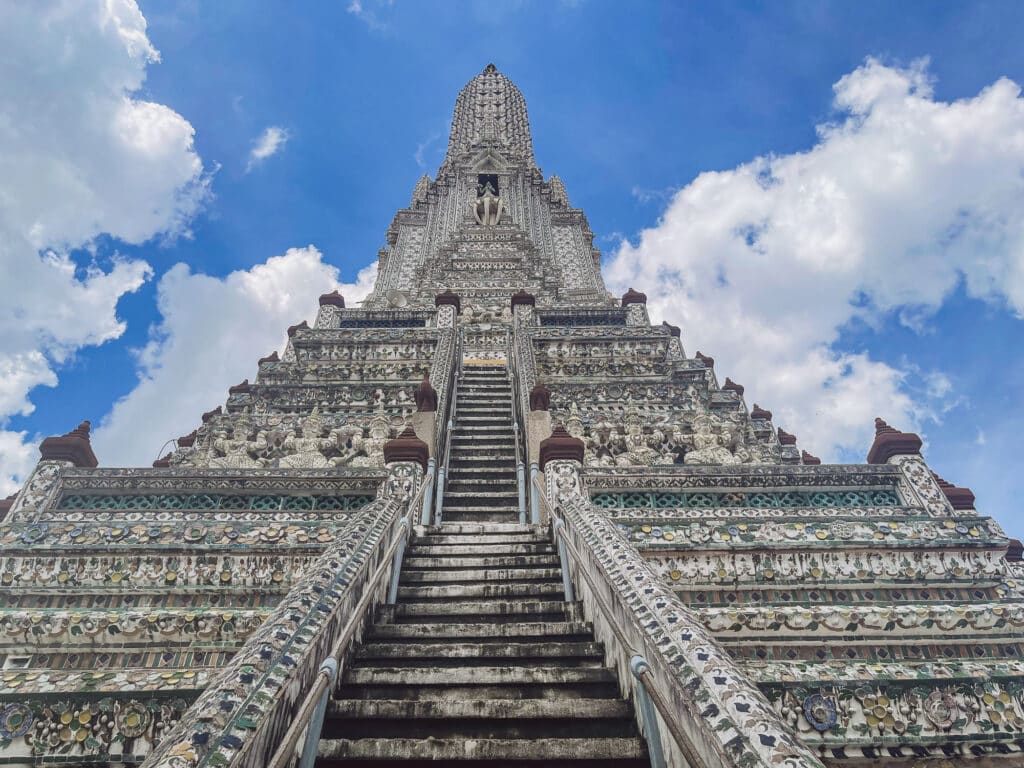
xmin=432 ymin=327 xmax=463 ymax=525
xmin=506 ymin=326 xmax=530 ymax=523
xmin=265 ymin=474 xmax=432 ymax=768
xmin=533 ymin=474 xmax=826 ymax=768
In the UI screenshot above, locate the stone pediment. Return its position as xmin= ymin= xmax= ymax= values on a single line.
xmin=469 ymin=147 xmax=509 ymax=172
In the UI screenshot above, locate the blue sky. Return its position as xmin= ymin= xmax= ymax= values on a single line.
xmin=2 ymin=1 xmax=1023 ymax=537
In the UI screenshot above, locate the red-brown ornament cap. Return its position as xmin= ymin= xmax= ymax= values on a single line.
xmin=39 ymin=421 xmax=98 ymax=467
xmin=318 ymin=290 xmax=345 ymax=308
xmin=434 ymin=290 xmax=461 ymax=314
xmin=510 ymin=290 xmax=536 ymax=308
xmin=866 ymin=418 xmax=922 ymax=464
xmin=931 ymin=471 xmax=976 ymax=510
xmin=621 ymin=287 xmax=647 ymax=306
xmin=414 ymin=373 xmax=438 ymax=412
xmin=539 ymin=424 xmax=585 ymax=470
xmin=723 ymin=377 xmax=745 ymax=397
xmin=777 ymin=427 xmax=797 ymax=446
xmin=529 ymin=382 xmax=551 ymax=411
xmin=383 ymin=426 xmax=429 ymax=473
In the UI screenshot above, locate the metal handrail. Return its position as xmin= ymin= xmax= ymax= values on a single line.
xmin=506 ymin=327 xmax=528 ymax=523
xmin=434 ymin=328 xmax=462 ymax=524
xmin=533 ymin=476 xmax=706 ymax=768
xmin=265 ymin=477 xmax=430 ymax=768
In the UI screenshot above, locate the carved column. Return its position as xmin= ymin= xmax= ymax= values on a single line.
xmin=315 ymin=291 xmax=344 ymax=329
xmin=621 ymin=287 xmax=649 ymax=326
xmin=10 ymin=421 xmax=98 ymax=523
xmin=867 ymin=418 xmax=954 ymax=516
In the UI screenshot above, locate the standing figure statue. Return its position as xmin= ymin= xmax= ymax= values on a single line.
xmin=279 ymin=408 xmax=335 ymax=468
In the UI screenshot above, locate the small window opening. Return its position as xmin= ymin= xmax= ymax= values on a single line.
xmin=477 ymin=174 xmax=499 ymax=196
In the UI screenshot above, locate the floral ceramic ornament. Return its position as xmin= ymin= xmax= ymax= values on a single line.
xmin=0 ymin=703 xmax=33 ymax=739
xmin=922 ymin=689 xmax=958 ymax=730
xmin=802 ymin=694 xmax=837 ymax=732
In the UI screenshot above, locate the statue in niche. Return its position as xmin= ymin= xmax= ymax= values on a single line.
xmin=614 ymin=407 xmax=672 ymax=467
xmin=279 ymin=408 xmax=336 ymax=469
xmin=330 ymin=424 xmax=367 ymax=466
xmin=685 ymin=412 xmax=741 ymax=465
xmin=350 ymin=407 xmax=392 ymax=467
xmin=471 ymin=178 xmax=503 ymax=226
xmin=565 ymin=403 xmax=585 ymax=439
xmin=208 ymin=411 xmax=267 ymax=469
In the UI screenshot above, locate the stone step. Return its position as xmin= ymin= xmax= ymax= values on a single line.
xmin=445 ymin=479 xmax=519 ymax=490
xmin=326 ymin=697 xmax=632 ymax=720
xmin=406 ymin=543 xmax=555 ymax=557
xmin=400 ymin=567 xmax=563 ymax=584
xmin=441 ymin=510 xmax=523 ymax=523
xmin=444 ymin=488 xmax=519 ymax=499
xmin=447 ymin=469 xmax=518 ymax=481
xmin=401 ymin=554 xmax=560 ymax=570
xmin=443 ymin=490 xmax=518 ymax=502
xmin=366 ymin=621 xmax=592 ymax=641
xmin=412 ymin=532 xmax=545 ymax=545
xmin=442 ymin=501 xmax=520 ymax=514
xmin=392 ymin=598 xmax=572 ymax=619
xmin=419 ymin=523 xmax=538 ymax=535
xmin=396 ymin=582 xmax=565 ymax=600
xmin=355 ymin=640 xmax=602 ymax=663
xmin=317 ymin=737 xmax=646 ymax=763
xmin=318 ymin=712 xmax=636 ymax=740
xmin=343 ymin=665 xmax=615 ymax=687
xmin=447 ymin=458 xmax=517 ymax=468
xmin=450 ymin=456 xmax=520 ymax=462
xmin=450 ymin=436 xmax=514 ymax=445
xmin=448 ymin=453 xmax=516 ymax=461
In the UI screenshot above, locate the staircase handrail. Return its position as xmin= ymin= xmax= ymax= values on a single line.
xmin=506 ymin=326 xmax=529 ymax=522
xmin=433 ymin=326 xmax=462 ymax=524
xmin=532 ymin=476 xmax=705 ymax=768
xmin=266 ymin=476 xmax=431 ymax=768
xmin=533 ymin=475 xmax=825 ymax=768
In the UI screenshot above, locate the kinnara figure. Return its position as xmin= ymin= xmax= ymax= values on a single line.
xmin=471 ymin=179 xmax=503 ymax=225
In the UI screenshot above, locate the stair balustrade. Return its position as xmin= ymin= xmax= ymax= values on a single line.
xmin=432 ymin=328 xmax=463 ymax=525
xmin=534 ymin=471 xmax=827 ymax=768
xmin=265 ymin=473 xmax=434 ymax=768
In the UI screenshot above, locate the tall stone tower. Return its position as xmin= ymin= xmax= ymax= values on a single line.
xmin=2 ymin=64 xmax=1022 ymax=768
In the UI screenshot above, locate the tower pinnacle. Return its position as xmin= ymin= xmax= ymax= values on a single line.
xmin=444 ymin=64 xmax=535 ymax=167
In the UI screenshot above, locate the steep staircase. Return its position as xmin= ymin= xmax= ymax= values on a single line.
xmin=443 ymin=364 xmax=521 ymax=523
xmin=315 ymin=364 xmax=648 ymax=766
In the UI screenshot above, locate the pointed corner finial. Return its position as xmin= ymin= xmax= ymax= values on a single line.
xmin=484 ymin=63 xmax=497 ymax=73
xmin=867 ymin=416 xmax=922 ymax=463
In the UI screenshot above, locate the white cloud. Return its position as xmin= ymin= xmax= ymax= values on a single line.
xmin=605 ymin=58 xmax=1024 ymax=461
xmin=414 ymin=132 xmax=444 ymax=170
xmin=246 ymin=126 xmax=290 ymax=172
xmin=347 ymin=0 xmax=391 ymax=30
xmin=92 ymin=247 xmax=377 ymax=466
xmin=0 ymin=0 xmax=207 ymax=494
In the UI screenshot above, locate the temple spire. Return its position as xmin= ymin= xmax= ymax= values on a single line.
xmin=443 ymin=63 xmax=535 ymax=167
